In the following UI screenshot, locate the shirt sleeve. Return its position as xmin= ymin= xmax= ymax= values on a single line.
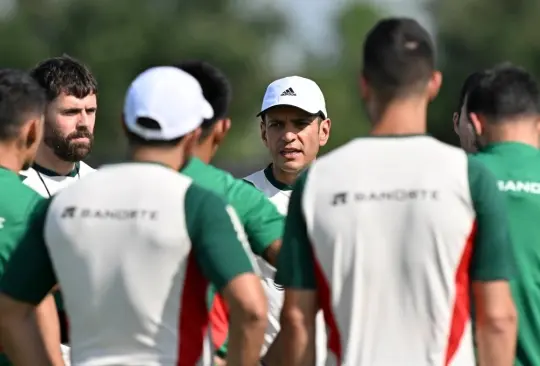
xmin=0 ymin=198 xmax=57 ymax=305
xmin=185 ymin=183 xmax=255 ymax=291
xmin=467 ymin=155 xmax=516 ymax=281
xmin=227 ymin=179 xmax=284 ymax=256
xmin=275 ymin=170 xmax=317 ymax=289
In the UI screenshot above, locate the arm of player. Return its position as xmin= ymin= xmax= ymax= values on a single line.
xmin=186 ymin=184 xmax=268 ymax=366
xmin=270 ymin=171 xmax=318 ymax=366
xmin=0 ymin=198 xmax=61 ymax=366
xmin=230 ymin=179 xmax=284 ymax=265
xmin=467 ymin=156 xmax=517 ymax=366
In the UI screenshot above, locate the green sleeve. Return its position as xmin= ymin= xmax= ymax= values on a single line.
xmin=227 ymin=179 xmax=284 ymax=256
xmin=275 ymin=170 xmax=317 ymax=289
xmin=185 ymin=184 xmax=255 ymax=291
xmin=467 ymin=156 xmax=515 ymax=281
xmin=0 ymin=198 xmax=57 ymax=305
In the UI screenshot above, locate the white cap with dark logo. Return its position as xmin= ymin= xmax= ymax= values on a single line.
xmin=124 ymin=66 xmax=213 ymax=141
xmin=258 ymin=76 xmax=327 ymax=118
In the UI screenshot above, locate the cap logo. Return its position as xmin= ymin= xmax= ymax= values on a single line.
xmin=280 ymin=87 xmax=296 ymax=96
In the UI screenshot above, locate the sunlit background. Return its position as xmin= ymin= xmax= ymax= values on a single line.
xmin=1 ymin=0 xmax=537 ymax=175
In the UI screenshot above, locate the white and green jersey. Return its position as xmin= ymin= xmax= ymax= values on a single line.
xmin=20 ymin=161 xmax=95 ymax=198
xmin=276 ymin=135 xmax=516 ymax=366
xmin=244 ymin=165 xmax=327 ymax=363
xmin=244 ymin=165 xmax=292 ymax=215
xmin=1 ymin=162 xmax=256 ymax=366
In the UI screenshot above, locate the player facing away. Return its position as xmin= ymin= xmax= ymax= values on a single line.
xmin=0 ymin=67 xmax=268 ymax=366
xmin=244 ymin=76 xmax=330 ymax=363
xmin=0 ymin=69 xmax=65 ymax=366
xmin=456 ymin=64 xmax=540 ymax=366
xmin=176 ymin=61 xmax=284 ymax=364
xmin=276 ymin=18 xmax=517 ymax=366
xmin=452 ymin=70 xmax=488 ymax=153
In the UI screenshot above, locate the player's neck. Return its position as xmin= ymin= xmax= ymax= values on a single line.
xmin=130 ymin=147 xmax=187 ymax=172
xmin=371 ymin=98 xmax=428 ymax=136
xmin=0 ymin=144 xmax=25 ymax=172
xmin=484 ymin=122 xmax=539 ymax=148
xmin=193 ymin=141 xmax=213 ymax=164
xmin=270 ymin=164 xmax=297 ymax=187
xmin=35 ymin=144 xmax=76 ymax=175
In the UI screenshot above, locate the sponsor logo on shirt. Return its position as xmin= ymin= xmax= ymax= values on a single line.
xmin=331 ymin=189 xmax=439 ymax=206
xmin=498 ymin=180 xmax=540 ymax=195
xmin=60 ymin=206 xmax=158 ymax=220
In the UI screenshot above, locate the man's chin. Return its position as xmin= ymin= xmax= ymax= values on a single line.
xmin=277 ymin=158 xmax=305 ymax=174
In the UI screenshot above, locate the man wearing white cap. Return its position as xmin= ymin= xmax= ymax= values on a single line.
xmin=0 ymin=66 xmax=268 ymax=366
xmin=244 ymin=76 xmax=330 ymax=364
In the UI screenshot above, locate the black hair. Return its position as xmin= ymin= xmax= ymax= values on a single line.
xmin=466 ymin=63 xmax=540 ymax=125
xmin=174 ymin=60 xmax=232 ymax=140
xmin=456 ymin=70 xmax=488 ymax=114
xmin=0 ymin=69 xmax=46 ymax=141
xmin=30 ymin=54 xmax=98 ymax=101
xmin=124 ymin=117 xmax=183 ymax=148
xmin=362 ymin=17 xmax=435 ymax=104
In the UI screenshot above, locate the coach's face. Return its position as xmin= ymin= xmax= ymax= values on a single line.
xmin=261 ymin=106 xmax=330 ymax=174
xmin=453 ymin=98 xmax=478 ymax=153
xmin=44 ymin=92 xmax=97 ymax=162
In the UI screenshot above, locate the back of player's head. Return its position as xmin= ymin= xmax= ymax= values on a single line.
xmin=174 ymin=60 xmax=231 ymax=139
xmin=467 ymin=63 xmax=540 ymax=124
xmin=0 ymin=69 xmax=46 ymax=142
xmin=362 ymin=17 xmax=435 ymax=103
xmin=456 ymin=70 xmax=488 ymax=114
xmin=30 ymin=54 xmax=98 ymax=102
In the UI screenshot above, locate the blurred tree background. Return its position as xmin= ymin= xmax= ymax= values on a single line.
xmin=0 ymin=0 xmax=538 ymax=175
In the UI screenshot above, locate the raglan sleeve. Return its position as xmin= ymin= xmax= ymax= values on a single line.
xmin=467 ymin=155 xmax=516 ymax=281
xmin=275 ymin=169 xmax=317 ymax=289
xmin=185 ymin=183 xmax=256 ymax=291
xmin=0 ymin=197 xmax=57 ymax=304
xmin=227 ymin=178 xmax=284 ymax=256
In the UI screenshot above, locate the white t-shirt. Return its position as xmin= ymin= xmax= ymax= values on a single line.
xmin=244 ymin=164 xmax=327 ymax=363
xmin=21 ymin=161 xmax=95 ymax=197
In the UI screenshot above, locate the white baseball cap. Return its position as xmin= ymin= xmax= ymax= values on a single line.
xmin=124 ymin=66 xmax=213 ymax=141
xmin=258 ymin=76 xmax=328 ymax=118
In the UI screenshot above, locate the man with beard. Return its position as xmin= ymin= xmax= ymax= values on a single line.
xmin=0 ymin=69 xmax=65 ymax=365
xmin=19 ymin=55 xmax=98 ymax=364
xmin=20 ymin=55 xmax=97 ymax=196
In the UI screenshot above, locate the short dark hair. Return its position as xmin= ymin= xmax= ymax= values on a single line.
xmin=456 ymin=70 xmax=488 ymax=113
xmin=124 ymin=117 xmax=183 ymax=148
xmin=362 ymin=17 xmax=435 ymax=103
xmin=174 ymin=60 xmax=232 ymax=140
xmin=466 ymin=63 xmax=540 ymax=124
xmin=0 ymin=69 xmax=46 ymax=141
xmin=30 ymin=55 xmax=98 ymax=101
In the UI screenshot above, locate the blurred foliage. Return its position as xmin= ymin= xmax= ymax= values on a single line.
xmin=1 ymin=0 xmax=538 ymax=171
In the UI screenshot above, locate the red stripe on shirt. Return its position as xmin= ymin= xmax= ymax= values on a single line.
xmin=177 ymin=252 xmax=210 ymax=366
xmin=445 ymin=221 xmax=476 ymax=365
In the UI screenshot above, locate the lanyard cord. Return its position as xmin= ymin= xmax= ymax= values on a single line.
xmin=36 ymin=164 xmax=81 ymax=198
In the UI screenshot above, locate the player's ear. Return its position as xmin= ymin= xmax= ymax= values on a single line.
xmin=213 ymin=118 xmax=231 ymax=146
xmin=427 ymin=70 xmax=442 ymax=101
xmin=359 ymin=74 xmax=370 ymax=101
xmin=260 ymin=119 xmax=268 ymax=147
xmin=318 ymin=118 xmax=331 ymax=147
xmin=20 ymin=115 xmax=43 ymax=149
xmin=468 ymin=112 xmax=484 ymax=137
xmin=452 ymin=112 xmax=459 ymax=134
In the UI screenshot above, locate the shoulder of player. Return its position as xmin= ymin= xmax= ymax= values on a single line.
xmin=1 ymin=178 xmax=46 ymax=219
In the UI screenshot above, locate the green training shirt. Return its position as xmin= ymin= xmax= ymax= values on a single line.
xmin=182 ymin=157 xmax=284 ymax=257
xmin=473 ymin=141 xmax=540 ymax=366
xmin=0 ymin=166 xmax=46 ymax=366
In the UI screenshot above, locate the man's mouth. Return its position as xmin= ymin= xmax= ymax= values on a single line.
xmin=280 ymin=148 xmax=302 ymax=159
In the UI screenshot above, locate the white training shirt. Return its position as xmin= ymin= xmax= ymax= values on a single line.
xmin=244 ymin=164 xmax=327 ymax=363
xmin=21 ymin=161 xmax=95 ymax=197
